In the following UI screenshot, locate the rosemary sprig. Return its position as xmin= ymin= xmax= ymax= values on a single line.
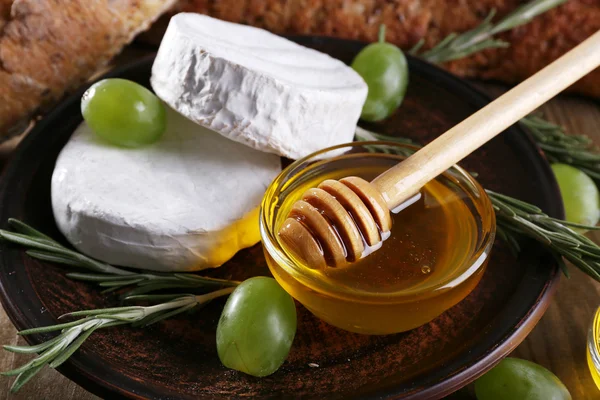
xmin=355 ymin=126 xmax=418 ymax=157
xmin=410 ymin=0 xmax=566 ymax=64
xmin=1 ymin=288 xmax=234 ymax=393
xmin=488 ymin=190 xmax=600 ymax=280
xmin=520 ymin=115 xmax=600 ymax=179
xmin=355 ymin=127 xmax=600 ymax=282
xmin=0 ymin=219 xmax=240 ymax=296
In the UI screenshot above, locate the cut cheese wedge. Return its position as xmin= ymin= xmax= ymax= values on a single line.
xmin=151 ymin=13 xmax=368 ymax=160
xmin=51 ymin=108 xmax=281 ymax=272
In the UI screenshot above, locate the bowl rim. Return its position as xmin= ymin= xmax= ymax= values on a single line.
xmin=260 ymin=140 xmax=497 ymax=302
xmin=588 ymin=307 xmax=600 ymax=374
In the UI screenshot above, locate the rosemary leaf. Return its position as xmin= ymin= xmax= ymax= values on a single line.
xmin=2 ymin=340 xmax=67 ymax=376
xmin=550 ymin=249 xmax=570 ymax=278
xmin=8 ymin=219 xmax=55 ymax=241
xmin=0 ymin=231 xmax=70 ymax=256
xmin=88 ymin=313 xmax=140 ymax=323
xmin=408 ymin=38 xmax=425 ymax=55
xmin=510 ymin=216 xmax=553 ymax=245
xmin=415 ymin=0 xmax=566 ymax=64
xmin=98 ymin=278 xmax=146 ymax=288
xmin=504 ymin=228 xmax=522 ymax=256
xmin=2 ymin=220 xmax=241 ymax=295
xmin=120 ymin=283 xmax=206 ymax=297
xmin=173 ymin=273 xmax=240 ymax=287
xmin=123 ymin=294 xmax=189 ymax=302
xmin=489 ymin=0 xmax=566 ymax=35
xmin=354 ymin=126 xmax=417 ymax=145
xmin=2 ymin=290 xmax=234 ymax=391
xmin=48 ymin=326 xmax=102 ymax=369
xmin=0 ymin=228 xmax=131 ymax=276
xmin=26 ymin=250 xmax=82 ymax=268
xmin=520 ymin=115 xmax=600 ymax=179
xmin=491 ymin=198 xmax=518 ymax=218
xmin=4 ymin=334 xmax=65 ymax=354
xmin=9 ymin=364 xmax=46 ymax=393
xmin=17 ymin=319 xmax=92 ymax=336
xmin=486 ymin=191 xmax=543 ymax=214
xmin=62 ymin=306 xmax=142 ymax=319
xmin=64 ymin=272 xmax=138 ymax=282
xmin=133 ymin=302 xmax=198 ymax=328
xmin=571 ymin=246 xmax=600 ymax=259
xmin=496 ymin=227 xmax=519 ymax=257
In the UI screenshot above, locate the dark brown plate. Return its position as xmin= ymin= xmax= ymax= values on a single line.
xmin=0 ymin=37 xmax=562 ymax=400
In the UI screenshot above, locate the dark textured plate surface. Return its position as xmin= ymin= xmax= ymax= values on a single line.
xmin=0 ymin=37 xmax=563 ymax=400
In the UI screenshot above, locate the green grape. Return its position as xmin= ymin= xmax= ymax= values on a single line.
xmin=81 ymin=78 xmax=166 ymax=147
xmin=551 ymin=163 xmax=600 ymax=230
xmin=351 ymin=25 xmax=409 ymax=122
xmin=216 ymin=277 xmax=297 ymax=377
xmin=475 ymin=358 xmax=571 ymax=400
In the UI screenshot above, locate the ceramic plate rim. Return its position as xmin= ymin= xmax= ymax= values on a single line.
xmin=0 ymin=36 xmax=563 ymax=399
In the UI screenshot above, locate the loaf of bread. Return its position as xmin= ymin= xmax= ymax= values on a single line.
xmin=146 ymin=0 xmax=600 ymax=99
xmin=0 ymin=0 xmax=175 ymax=139
xmin=1 ymin=0 xmax=598 ymax=141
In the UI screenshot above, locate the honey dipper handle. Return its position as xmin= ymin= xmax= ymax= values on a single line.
xmin=372 ymin=30 xmax=600 ymax=210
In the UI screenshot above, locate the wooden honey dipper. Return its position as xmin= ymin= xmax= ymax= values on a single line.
xmin=278 ymin=30 xmax=600 ymax=269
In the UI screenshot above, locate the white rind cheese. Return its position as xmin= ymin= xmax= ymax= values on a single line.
xmin=151 ymin=13 xmax=367 ymax=160
xmin=51 ymin=108 xmax=281 ymax=272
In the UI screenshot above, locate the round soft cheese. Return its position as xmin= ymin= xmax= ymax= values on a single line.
xmin=51 ymin=108 xmax=281 ymax=272
xmin=150 ymin=13 xmax=368 ymax=160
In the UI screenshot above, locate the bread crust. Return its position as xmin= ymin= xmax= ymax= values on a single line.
xmin=148 ymin=0 xmax=600 ymax=98
xmin=2 ymin=0 xmax=598 ymax=139
xmin=0 ymin=0 xmax=176 ymax=139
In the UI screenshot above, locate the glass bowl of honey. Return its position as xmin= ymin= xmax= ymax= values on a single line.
xmin=588 ymin=306 xmax=600 ymax=389
xmin=260 ymin=142 xmax=496 ymax=335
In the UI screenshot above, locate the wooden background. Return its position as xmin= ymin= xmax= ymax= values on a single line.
xmin=0 ymin=75 xmax=599 ymax=398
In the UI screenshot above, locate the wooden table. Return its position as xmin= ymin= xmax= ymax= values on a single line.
xmin=0 ymin=83 xmax=599 ymax=399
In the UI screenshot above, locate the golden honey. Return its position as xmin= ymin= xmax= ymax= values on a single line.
xmin=587 ymin=307 xmax=600 ymax=390
xmin=260 ymin=142 xmax=495 ymax=334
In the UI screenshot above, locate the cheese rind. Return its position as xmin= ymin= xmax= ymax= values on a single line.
xmin=51 ymin=108 xmax=281 ymax=271
xmin=151 ymin=13 xmax=367 ymax=160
